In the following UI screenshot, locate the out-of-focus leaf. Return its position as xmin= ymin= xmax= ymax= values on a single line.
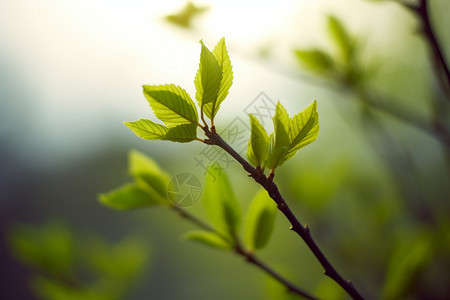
xmin=285 ymin=100 xmax=320 ymax=161
xmin=294 ymin=49 xmax=334 ymax=74
xmin=265 ymin=102 xmax=290 ymax=169
xmin=247 ymin=114 xmax=269 ymax=167
xmin=8 ymin=223 xmax=74 ymax=277
xmin=313 ymin=277 xmax=345 ymax=300
xmin=128 ymin=150 xmax=171 ymax=199
xmin=382 ymin=232 xmax=434 ymax=299
xmin=184 ymin=230 xmax=232 ymax=249
xmin=99 ymin=183 xmax=163 ymax=210
xmin=143 ymin=84 xmax=198 ymax=126
xmin=124 ymin=119 xmax=197 ymax=143
xmin=327 ymin=15 xmax=353 ymax=62
xmin=165 ymin=2 xmax=209 ymax=28
xmin=195 ymin=38 xmax=233 ymax=121
xmin=203 ymin=165 xmax=241 ymax=241
xmin=244 ymin=189 xmax=277 ymax=251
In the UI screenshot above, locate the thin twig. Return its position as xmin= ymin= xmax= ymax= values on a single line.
xmin=203 ymin=129 xmax=365 ymax=300
xmin=170 ymin=205 xmax=318 ymax=299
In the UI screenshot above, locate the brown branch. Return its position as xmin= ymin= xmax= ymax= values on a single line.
xmin=171 ymin=205 xmax=318 ymax=299
xmin=403 ymin=0 xmax=450 ymax=100
xmin=203 ymin=129 xmax=365 ymax=300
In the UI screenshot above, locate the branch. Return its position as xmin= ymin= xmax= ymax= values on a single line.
xmin=203 ymin=129 xmax=365 ymax=300
xmin=171 ymin=205 xmax=318 ymax=300
xmin=403 ymin=0 xmax=450 ymax=99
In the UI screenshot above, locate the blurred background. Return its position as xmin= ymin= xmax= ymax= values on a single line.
xmin=1 ymin=0 xmax=449 ymax=299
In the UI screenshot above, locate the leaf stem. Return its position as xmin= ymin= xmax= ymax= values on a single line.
xmin=171 ymin=204 xmax=317 ymax=299
xmin=203 ymin=128 xmax=365 ymax=300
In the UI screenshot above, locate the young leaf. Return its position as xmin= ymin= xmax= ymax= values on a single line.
xmin=124 ymin=119 xmax=197 ymax=143
xmin=265 ymin=102 xmax=290 ymax=169
xmin=327 ymin=15 xmax=353 ymax=62
xmin=294 ymin=49 xmax=334 ymax=74
xmin=99 ymin=183 xmax=162 ymax=210
xmin=247 ymin=114 xmax=269 ymax=167
xmin=285 ymin=100 xmax=320 ymax=161
xmin=184 ymin=230 xmax=232 ymax=250
xmin=244 ymin=189 xmax=277 ymax=251
xmin=128 ymin=150 xmax=171 ymax=200
xmin=203 ymin=165 xmax=241 ymax=241
xmin=194 ymin=38 xmax=233 ymax=121
xmin=209 ymin=37 xmax=233 ymax=118
xmin=143 ymin=84 xmax=198 ymax=126
xmin=194 ymin=40 xmax=221 ymax=119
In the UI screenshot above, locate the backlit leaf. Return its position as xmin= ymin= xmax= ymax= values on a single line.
xmin=244 ymin=189 xmax=277 ymax=251
xmin=327 ymin=15 xmax=353 ymax=62
xmin=194 ymin=38 xmax=233 ymax=121
xmin=265 ymin=102 xmax=290 ymax=169
xmin=285 ymin=100 xmax=319 ymax=161
xmin=247 ymin=114 xmax=269 ymax=167
xmin=124 ymin=119 xmax=197 ymax=143
xmin=143 ymin=84 xmax=198 ymax=126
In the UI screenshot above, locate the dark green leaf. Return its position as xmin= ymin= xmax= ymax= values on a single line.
xmin=124 ymin=119 xmax=197 ymax=143
xmin=203 ymin=165 xmax=241 ymax=241
xmin=99 ymin=183 xmax=162 ymax=210
xmin=247 ymin=114 xmax=269 ymax=167
xmin=143 ymin=84 xmax=198 ymax=126
xmin=184 ymin=230 xmax=232 ymax=249
xmin=244 ymin=189 xmax=277 ymax=251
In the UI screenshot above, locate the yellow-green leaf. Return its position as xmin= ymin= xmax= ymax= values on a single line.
xmin=244 ymin=189 xmax=277 ymax=251
xmin=194 ymin=38 xmax=233 ymax=121
xmin=265 ymin=101 xmax=290 ymax=169
xmin=247 ymin=114 xmax=269 ymax=167
xmin=285 ymin=100 xmax=319 ymax=161
xmin=143 ymin=84 xmax=198 ymax=126
xmin=294 ymin=49 xmax=334 ymax=74
xmin=184 ymin=230 xmax=232 ymax=250
xmin=128 ymin=150 xmax=171 ymax=200
xmin=327 ymin=15 xmax=353 ymax=63
xmin=124 ymin=119 xmax=197 ymax=143
xmin=99 ymin=183 xmax=162 ymax=210
xmin=203 ymin=165 xmax=241 ymax=241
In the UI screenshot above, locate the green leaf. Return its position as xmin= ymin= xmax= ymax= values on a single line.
xmin=128 ymin=150 xmax=171 ymax=200
xmin=124 ymin=119 xmax=197 ymax=143
xmin=8 ymin=223 xmax=74 ymax=277
xmin=265 ymin=101 xmax=290 ymax=169
xmin=203 ymin=165 xmax=241 ymax=241
xmin=165 ymin=2 xmax=209 ymax=28
xmin=210 ymin=37 xmax=233 ymax=118
xmin=99 ymin=183 xmax=162 ymax=210
xmin=244 ymin=189 xmax=277 ymax=251
xmin=195 ymin=40 xmax=221 ymax=119
xmin=184 ymin=230 xmax=232 ymax=250
xmin=294 ymin=49 xmax=334 ymax=74
xmin=327 ymin=15 xmax=353 ymax=62
xmin=285 ymin=100 xmax=320 ymax=161
xmin=194 ymin=38 xmax=233 ymax=121
xmin=143 ymin=84 xmax=198 ymax=126
xmin=247 ymin=114 xmax=269 ymax=167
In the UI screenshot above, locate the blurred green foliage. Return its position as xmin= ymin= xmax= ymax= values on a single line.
xmin=8 ymin=222 xmax=150 ymax=300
